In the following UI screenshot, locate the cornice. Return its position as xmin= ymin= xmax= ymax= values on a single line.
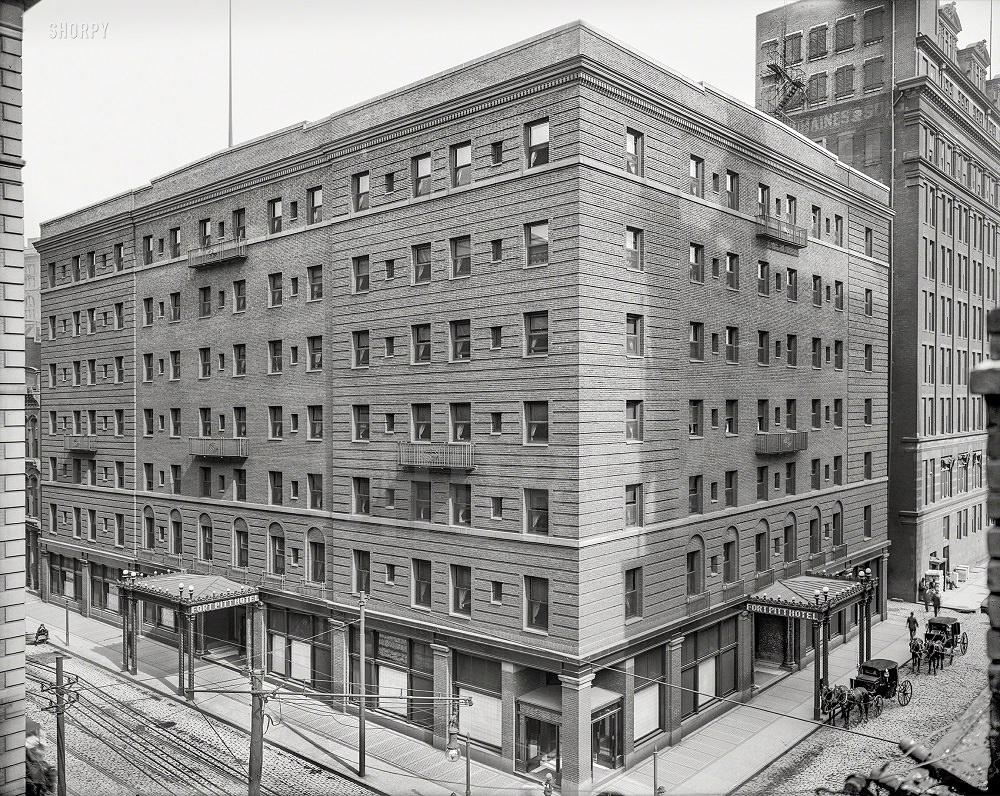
xmin=916 ymin=34 xmax=998 ymax=122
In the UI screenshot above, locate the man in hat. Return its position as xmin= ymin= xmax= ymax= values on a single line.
xmin=906 ymin=611 xmax=919 ymax=640
xmin=931 ymin=587 xmax=942 ymax=617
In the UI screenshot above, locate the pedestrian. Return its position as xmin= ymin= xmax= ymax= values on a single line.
xmin=932 ymin=588 xmax=941 ymax=617
xmin=922 ymin=582 xmax=931 ymax=613
xmin=906 ymin=611 xmax=919 ymax=640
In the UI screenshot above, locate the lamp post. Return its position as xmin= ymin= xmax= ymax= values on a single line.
xmin=446 ymin=712 xmax=471 ymax=796
xmin=856 ymin=567 xmax=875 ymax=665
xmin=813 ymin=587 xmax=831 ymax=721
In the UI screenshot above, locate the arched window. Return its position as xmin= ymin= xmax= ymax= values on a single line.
xmin=306 ymin=527 xmax=325 ymax=583
xmin=143 ymin=506 xmax=155 ymax=550
xmin=268 ymin=522 xmax=285 ymax=576
xmin=832 ymin=502 xmax=844 ymax=546
xmin=754 ymin=519 xmax=770 ymax=573
xmin=169 ymin=509 xmax=183 ymax=555
xmin=233 ymin=518 xmax=249 ymax=568
xmin=198 ymin=514 xmax=213 ymax=561
xmin=782 ymin=513 xmax=797 ymax=563
xmin=723 ymin=527 xmax=739 ymax=583
xmin=686 ymin=535 xmax=705 ymax=595
xmin=809 ymin=507 xmax=822 ymax=554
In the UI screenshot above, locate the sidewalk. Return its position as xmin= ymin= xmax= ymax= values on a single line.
xmin=599 ymin=563 xmax=988 ymax=796
xmin=25 ymin=594 xmax=535 ymax=796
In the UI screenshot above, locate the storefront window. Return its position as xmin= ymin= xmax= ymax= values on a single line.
xmin=454 ymin=652 xmax=503 ymax=748
xmin=632 ymin=647 xmax=663 ymax=740
xmin=267 ymin=608 xmax=332 ymax=692
xmin=89 ymin=564 xmax=122 ymax=612
xmin=48 ymin=555 xmax=81 ymax=600
xmin=348 ymin=628 xmax=435 ymax=729
xmin=680 ymin=618 xmax=738 ymax=719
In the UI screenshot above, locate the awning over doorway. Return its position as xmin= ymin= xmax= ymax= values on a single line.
xmin=122 ymin=571 xmax=259 ymax=611
xmin=519 ymin=684 xmax=622 ymax=715
xmin=746 ymin=574 xmax=865 ymax=619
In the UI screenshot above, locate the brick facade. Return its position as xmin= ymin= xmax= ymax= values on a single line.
xmin=757 ymin=0 xmax=993 ymax=600
xmin=37 ymin=22 xmax=890 ymax=794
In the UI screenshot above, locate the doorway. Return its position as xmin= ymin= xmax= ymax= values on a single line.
xmin=591 ymin=704 xmax=623 ymax=771
xmin=517 ymin=714 xmax=560 ymax=780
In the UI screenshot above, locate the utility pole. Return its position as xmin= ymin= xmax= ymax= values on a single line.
xmin=55 ymin=656 xmax=66 ymax=796
xmin=358 ymin=591 xmax=368 ymax=778
xmin=40 ymin=655 xmax=79 ymax=796
xmin=248 ymin=603 xmax=264 ymax=796
xmin=64 ymin=601 xmax=69 ymax=646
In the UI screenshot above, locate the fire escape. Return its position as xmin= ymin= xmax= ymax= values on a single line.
xmin=760 ymin=42 xmax=806 ymax=120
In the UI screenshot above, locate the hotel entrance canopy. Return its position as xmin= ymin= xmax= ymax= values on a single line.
xmin=119 ymin=571 xmax=261 ymax=699
xmin=746 ymin=573 xmax=865 ymax=618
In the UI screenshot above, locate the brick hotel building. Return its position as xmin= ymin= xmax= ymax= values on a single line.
xmin=35 ymin=22 xmax=891 ymax=793
xmin=757 ymin=0 xmax=997 ymax=599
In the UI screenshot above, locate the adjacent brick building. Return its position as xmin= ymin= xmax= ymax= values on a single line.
xmin=757 ymin=0 xmax=996 ymax=600
xmin=35 ymin=22 xmax=891 ymax=793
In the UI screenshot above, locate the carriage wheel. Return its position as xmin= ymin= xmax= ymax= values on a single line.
xmin=871 ymin=694 xmax=883 ymax=719
xmin=898 ymin=680 xmax=913 ymax=706
xmin=960 ymin=632 xmax=969 ymax=656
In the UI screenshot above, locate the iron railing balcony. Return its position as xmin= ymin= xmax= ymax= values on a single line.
xmin=755 ymin=430 xmax=809 ymax=455
xmin=62 ymin=435 xmax=97 ymax=453
xmin=755 ymin=214 xmax=808 ymax=248
xmin=188 ymin=238 xmax=248 ymax=269
xmin=188 ymin=437 xmax=248 ymax=459
xmin=398 ymin=442 xmax=475 ymax=471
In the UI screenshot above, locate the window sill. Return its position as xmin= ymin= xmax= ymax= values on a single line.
xmin=626 ymin=439 xmax=644 ymax=445
xmin=523 ymin=443 xmax=549 ymax=448
xmin=411 ymin=604 xmax=432 ymax=613
xmin=448 ymin=359 xmax=472 ymax=365
xmin=523 ymin=263 xmax=548 ymax=270
xmin=625 ymin=616 xmax=643 ymax=626
xmin=523 ymin=627 xmax=549 ymax=637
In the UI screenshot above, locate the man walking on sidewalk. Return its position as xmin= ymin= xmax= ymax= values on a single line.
xmin=922 ymin=582 xmax=931 ymax=613
xmin=932 ymin=588 xmax=941 ymax=617
xmin=906 ymin=612 xmax=919 ymax=640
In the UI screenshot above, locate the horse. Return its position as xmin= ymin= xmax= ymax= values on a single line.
xmin=842 ymin=686 xmax=875 ymax=723
xmin=908 ymin=638 xmax=923 ymax=674
xmin=926 ymin=639 xmax=945 ymax=675
xmin=820 ymin=684 xmax=848 ymax=727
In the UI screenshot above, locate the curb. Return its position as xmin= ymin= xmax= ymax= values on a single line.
xmin=36 ymin=636 xmax=392 ymax=796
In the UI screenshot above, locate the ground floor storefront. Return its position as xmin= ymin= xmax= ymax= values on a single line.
xmin=30 ymin=538 xmax=889 ymax=795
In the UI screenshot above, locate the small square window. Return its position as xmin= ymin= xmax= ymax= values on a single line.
xmin=491 ymin=580 xmax=503 ymax=604
xmin=491 ymin=141 xmax=503 ymax=165
xmin=490 ymin=412 xmax=502 ymax=434
xmin=490 ymin=496 xmax=503 ymax=519
xmin=491 ymin=239 xmax=503 ymax=263
xmin=385 ymin=563 xmax=396 ymax=585
xmin=490 ymin=326 xmax=502 ymax=349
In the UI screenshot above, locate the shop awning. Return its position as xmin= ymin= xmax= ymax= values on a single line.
xmin=519 ymin=684 xmax=622 ymax=715
xmin=746 ymin=574 xmax=866 ymax=619
xmin=121 ymin=571 xmax=259 ymax=611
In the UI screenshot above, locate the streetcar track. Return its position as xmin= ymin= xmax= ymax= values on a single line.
xmin=26 ymin=656 xmax=284 ymax=796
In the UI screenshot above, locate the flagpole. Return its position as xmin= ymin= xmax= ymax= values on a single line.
xmin=228 ymin=0 xmax=233 ymax=148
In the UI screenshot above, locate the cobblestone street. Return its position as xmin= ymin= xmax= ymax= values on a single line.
xmin=25 ymin=647 xmax=376 ymax=796
xmin=739 ymin=601 xmax=988 ymax=795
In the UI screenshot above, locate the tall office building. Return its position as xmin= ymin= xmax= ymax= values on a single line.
xmin=36 ymin=22 xmax=891 ymax=793
xmin=757 ymin=0 xmax=995 ymax=599
xmin=0 ymin=2 xmax=39 ymax=794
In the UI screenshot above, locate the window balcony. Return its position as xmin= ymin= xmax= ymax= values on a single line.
xmin=755 ymin=214 xmax=808 ymax=248
xmin=755 ymin=430 xmax=809 ymax=455
xmin=62 ymin=435 xmax=97 ymax=453
xmin=188 ymin=238 xmax=248 ymax=270
xmin=722 ymin=580 xmax=745 ymax=602
xmin=754 ymin=569 xmax=775 ymax=591
xmin=398 ymin=442 xmax=475 ymax=471
xmin=188 ymin=437 xmax=248 ymax=459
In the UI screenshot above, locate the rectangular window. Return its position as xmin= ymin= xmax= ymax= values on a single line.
xmin=352 ymin=330 xmax=369 ymax=368
xmin=450 ymin=403 xmax=471 ymax=443
xmin=627 ymin=314 xmax=645 ymax=356
xmin=352 ymin=405 xmax=370 ymax=441
xmin=757 ymin=331 xmax=770 ymax=365
xmin=269 ymin=273 xmax=283 ymax=306
xmin=413 ymin=559 xmax=432 ymax=607
xmin=864 ymin=344 xmax=873 ymax=371
xmin=725 ymin=253 xmax=739 ymax=289
xmin=450 ymin=485 xmax=472 ymax=527
xmin=307 ymin=405 xmax=323 ymax=440
xmin=724 ymin=170 xmax=739 ymax=210
xmin=526 ymin=119 xmax=549 ymax=167
xmin=689 ymin=475 xmax=703 ymax=514
xmin=354 ymin=550 xmax=371 ymax=594
xmin=865 ymin=289 xmax=873 ymax=316
xmin=268 ymin=406 xmax=283 ymax=439
xmin=834 ymin=340 xmax=844 ymax=370
xmin=352 ymin=477 xmax=369 ymax=515
xmin=689 ymin=400 xmax=703 ymax=437
xmin=413 ymin=243 xmax=432 ymax=283
xmin=863 ymin=57 xmax=884 ymax=89
xmin=412 ymin=404 xmax=432 ymax=442
xmin=625 ymin=227 xmax=643 ymax=271
xmin=233 ymin=343 xmax=246 ymax=376
xmin=351 ymin=171 xmax=370 ymax=212
xmin=689 ymin=155 xmax=704 ymax=197
xmin=412 ymin=481 xmax=432 ymax=521
xmin=625 ymin=483 xmax=643 ymax=527
xmin=450 ymin=236 xmax=471 ymax=278
xmin=725 ymin=470 xmax=738 ymax=507
xmin=524 ymin=401 xmax=549 ymax=444
xmin=524 ymin=489 xmax=549 ymax=534
xmin=689 ymin=243 xmax=704 ymax=282
xmin=725 ymin=399 xmax=739 ymax=435
xmin=689 ymin=322 xmax=704 ymax=360
xmin=452 ymin=142 xmax=472 ymax=186
xmin=307 ymin=336 xmax=323 ymax=370
xmin=624 ymin=567 xmax=642 ymax=618
xmin=307 ymin=265 xmax=323 ymax=301
xmin=268 ymin=198 xmax=282 ymax=234
xmin=233 ymin=279 xmax=246 ymax=312
xmin=525 ymin=221 xmax=549 ymax=266
xmin=307 ymin=186 xmax=323 ymax=224
xmin=626 ymin=400 xmax=644 ymax=441
xmin=412 ymin=324 xmax=432 ymax=363
xmin=725 ymin=326 xmax=739 ymax=363
xmin=625 ymin=128 xmax=643 ymax=175
xmin=412 ymin=153 xmax=432 ymax=197
xmin=524 ymin=576 xmax=548 ymax=631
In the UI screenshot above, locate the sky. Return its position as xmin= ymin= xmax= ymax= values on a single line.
xmin=21 ymin=0 xmax=1000 ymax=239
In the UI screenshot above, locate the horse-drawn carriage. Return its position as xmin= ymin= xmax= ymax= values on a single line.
xmin=925 ymin=615 xmax=969 ymax=659
xmin=821 ymin=659 xmax=912 ymax=725
xmin=910 ymin=615 xmax=969 ymax=673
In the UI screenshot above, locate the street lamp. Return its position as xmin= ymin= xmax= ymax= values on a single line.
xmin=445 ymin=712 xmax=470 ymax=796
